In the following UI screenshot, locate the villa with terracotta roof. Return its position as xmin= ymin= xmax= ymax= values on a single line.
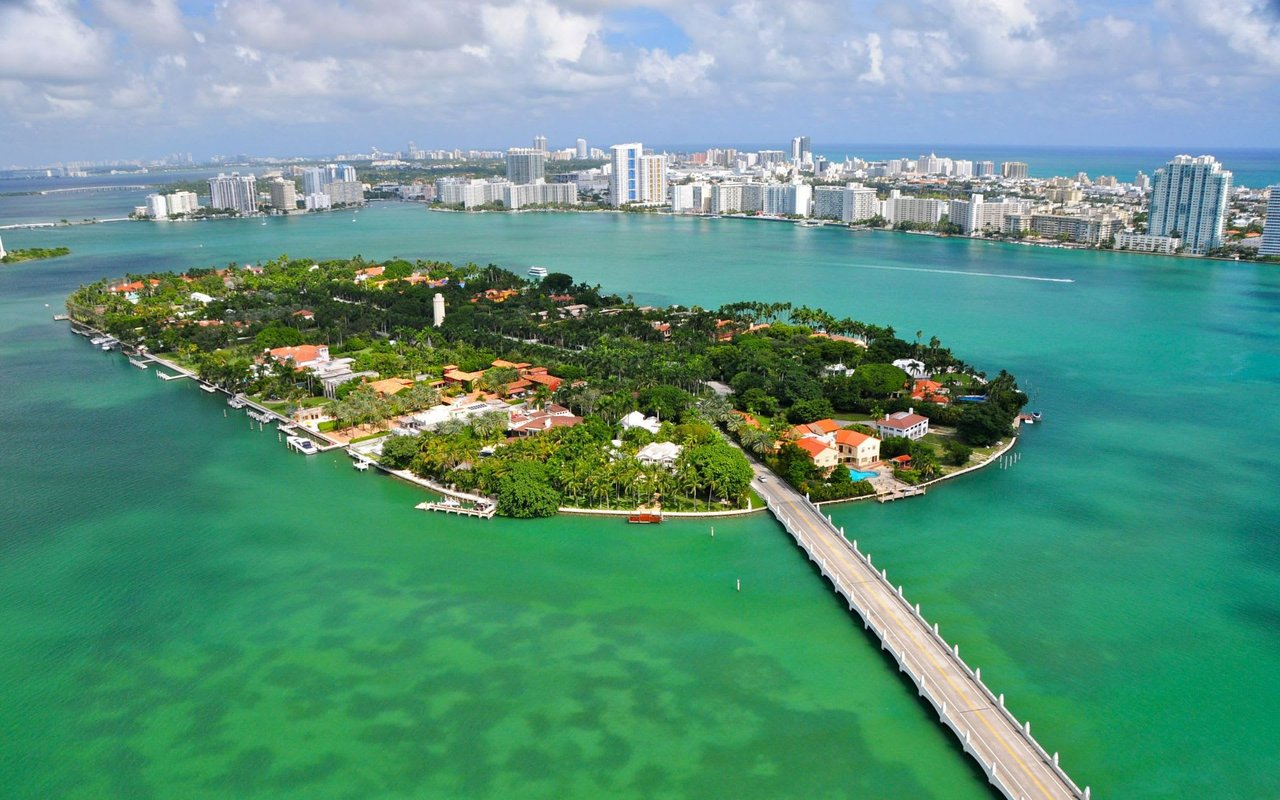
xmin=910 ymin=379 xmax=951 ymax=405
xmin=793 ymin=437 xmax=840 ymax=471
xmin=354 ymin=266 xmax=385 ymax=282
xmin=267 ymin=344 xmax=331 ymax=371
xmin=834 ymin=428 xmax=881 ymax=467
xmin=368 ymin=377 xmax=413 ymax=397
xmin=875 ymin=409 xmax=930 ymax=441
xmin=507 ymin=404 xmax=582 ymax=436
xmin=442 ymin=366 xmax=484 ymax=387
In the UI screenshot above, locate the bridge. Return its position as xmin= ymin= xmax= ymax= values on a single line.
xmin=752 ymin=465 xmax=1088 ymax=800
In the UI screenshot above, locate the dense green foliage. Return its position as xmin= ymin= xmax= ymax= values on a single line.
xmin=2 ymin=246 xmax=70 ymax=264
xmin=65 ymin=253 xmax=1025 ymax=515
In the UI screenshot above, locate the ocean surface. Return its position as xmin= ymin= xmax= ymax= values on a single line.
xmin=2 ymin=203 xmax=1279 ymax=799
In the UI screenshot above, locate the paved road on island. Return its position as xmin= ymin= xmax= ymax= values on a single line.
xmin=750 ymin=464 xmax=1085 ymax=800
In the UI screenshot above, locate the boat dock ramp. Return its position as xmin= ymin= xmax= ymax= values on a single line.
xmin=415 ymin=499 xmax=497 ymax=519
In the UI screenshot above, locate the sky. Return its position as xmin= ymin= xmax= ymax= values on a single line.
xmin=1 ymin=0 xmax=1279 ymax=165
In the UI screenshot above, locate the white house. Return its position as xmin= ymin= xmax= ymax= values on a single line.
xmin=190 ymin=291 xmax=215 ymax=304
xmin=636 ymin=441 xmax=682 ymax=468
xmin=875 ymin=409 xmax=930 ymax=441
xmin=892 ymin=358 xmax=929 ymax=381
xmin=621 ymin=410 xmax=662 ymax=434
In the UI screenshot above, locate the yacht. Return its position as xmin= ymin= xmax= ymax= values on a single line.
xmin=527 ymin=266 xmax=549 ymax=279
xmin=286 ymin=436 xmax=318 ymax=455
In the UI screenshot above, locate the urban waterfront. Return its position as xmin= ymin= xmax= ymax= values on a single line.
xmin=2 ymin=204 xmax=1278 ymax=798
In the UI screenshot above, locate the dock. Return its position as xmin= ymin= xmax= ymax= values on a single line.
xmin=415 ymin=500 xmax=496 ymax=519
xmin=877 ymin=486 xmax=925 ymax=503
xmin=753 ymin=466 xmax=1087 ymax=800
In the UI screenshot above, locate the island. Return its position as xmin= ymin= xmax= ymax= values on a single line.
xmin=65 ymin=256 xmax=1029 ymax=518
xmin=2 ymin=245 xmax=70 ymax=264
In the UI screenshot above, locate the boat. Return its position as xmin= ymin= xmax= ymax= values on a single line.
xmin=627 ymin=512 xmax=663 ymax=524
xmin=200 ymin=383 xmax=217 ymax=393
xmin=128 ymin=357 xmax=148 ymax=369
xmin=527 ymin=266 xmax=549 ymax=279
xmin=228 ymin=394 xmax=247 ymax=409
xmin=286 ymin=436 xmax=318 ymax=455
xmin=795 ymin=219 xmax=823 ymax=227
xmin=353 ymin=459 xmax=370 ymax=471
xmin=100 ymin=338 xmax=118 ymax=351
xmin=89 ymin=335 xmax=109 ymax=346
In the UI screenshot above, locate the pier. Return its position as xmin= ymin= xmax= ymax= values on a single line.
xmin=415 ymin=500 xmax=496 ymax=519
xmin=752 ymin=465 xmax=1087 ymax=800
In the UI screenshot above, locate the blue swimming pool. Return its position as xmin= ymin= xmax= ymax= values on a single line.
xmin=848 ymin=468 xmax=878 ymax=481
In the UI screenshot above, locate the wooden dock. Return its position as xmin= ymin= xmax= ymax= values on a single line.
xmin=753 ymin=467 xmax=1087 ymax=800
xmin=415 ymin=500 xmax=497 ymax=519
xmin=877 ymin=486 xmax=925 ymax=503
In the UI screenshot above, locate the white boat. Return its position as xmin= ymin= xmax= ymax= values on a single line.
xmin=287 ymin=436 xmax=318 ymax=455
xmin=527 ymin=266 xmax=548 ymax=278
xmin=200 ymin=383 xmax=217 ymax=393
xmin=353 ymin=459 xmax=370 ymax=471
xmin=90 ymin=335 xmax=109 ymax=345
xmin=228 ymin=394 xmax=247 ymax=409
xmin=101 ymin=339 xmax=118 ymax=351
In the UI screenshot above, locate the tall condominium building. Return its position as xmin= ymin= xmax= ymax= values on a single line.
xmin=948 ymin=193 xmax=1033 ymax=234
xmin=145 ymin=193 xmax=168 ymax=219
xmin=639 ymin=154 xmax=667 ymax=206
xmin=534 ymin=135 xmax=548 ymax=152
xmin=326 ymin=180 xmax=364 ymax=206
xmin=976 ymin=160 xmax=996 ymax=177
xmin=207 ymin=173 xmax=258 ymax=214
xmin=609 ymin=143 xmax=646 ymax=207
xmin=268 ymin=178 xmax=297 ymax=211
xmin=170 ymin=191 xmax=199 ymax=215
xmin=813 ymin=183 xmax=878 ymax=223
xmin=505 ymin=148 xmax=547 ymax=184
xmin=1260 ymin=186 xmax=1280 ymax=256
xmin=883 ymin=190 xmax=947 ymax=226
xmin=1148 ymin=155 xmax=1233 ymax=254
xmin=790 ymin=135 xmax=812 ymax=165
xmin=1134 ymin=171 xmax=1151 ymax=192
xmin=575 ymin=138 xmax=588 ymax=159
xmin=1001 ymin=161 xmax=1029 ymax=180
xmin=302 ymin=167 xmax=327 ymax=196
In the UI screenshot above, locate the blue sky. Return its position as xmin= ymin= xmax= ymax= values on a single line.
xmin=1 ymin=0 xmax=1278 ymax=165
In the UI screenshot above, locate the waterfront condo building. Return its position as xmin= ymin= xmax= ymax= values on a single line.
xmin=505 ymin=148 xmax=546 ymax=184
xmin=1258 ymin=185 xmax=1280 ymax=257
xmin=207 ymin=173 xmax=258 ymax=214
xmin=1147 ymin=155 xmax=1232 ymax=254
xmin=268 ymin=178 xmax=297 ymax=211
xmin=1001 ymin=161 xmax=1029 ymax=180
xmin=609 ymin=144 xmax=666 ymax=207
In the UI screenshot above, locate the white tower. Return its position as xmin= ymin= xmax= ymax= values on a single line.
xmin=433 ymin=293 xmax=446 ymax=327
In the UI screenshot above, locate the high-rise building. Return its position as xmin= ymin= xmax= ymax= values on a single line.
xmin=1148 ymin=155 xmax=1232 ymax=254
xmin=268 ymin=178 xmax=297 ymax=211
xmin=1001 ymin=161 xmax=1029 ymax=180
xmin=534 ymin=135 xmax=548 ymax=152
xmin=207 ymin=173 xmax=258 ymax=214
xmin=1134 ymin=171 xmax=1150 ymax=192
xmin=639 ymin=154 xmax=667 ymax=206
xmin=303 ymin=167 xmax=327 ymax=196
xmin=166 ymin=191 xmax=199 ymax=215
xmin=506 ymin=148 xmax=546 ymax=184
xmin=1259 ymin=186 xmax=1280 ymax=256
xmin=791 ymin=135 xmax=812 ymax=165
xmin=145 ymin=193 xmax=168 ymax=219
xmin=575 ymin=138 xmax=588 ymax=159
xmin=976 ymin=161 xmax=996 ymax=177
xmin=326 ymin=180 xmax=364 ymax=206
xmin=609 ymin=143 xmax=642 ymax=207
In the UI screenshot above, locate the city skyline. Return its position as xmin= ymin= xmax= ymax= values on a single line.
xmin=2 ymin=0 xmax=1279 ymax=164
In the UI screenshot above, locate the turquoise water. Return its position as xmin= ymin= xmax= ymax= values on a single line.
xmin=2 ymin=204 xmax=1279 ymax=798
xmin=848 ymin=469 xmax=879 ymax=482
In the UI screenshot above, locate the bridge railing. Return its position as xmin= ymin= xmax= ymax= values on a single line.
xmin=766 ymin=495 xmax=1088 ymax=800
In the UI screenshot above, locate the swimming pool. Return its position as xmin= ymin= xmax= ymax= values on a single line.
xmin=848 ymin=468 xmax=878 ymax=481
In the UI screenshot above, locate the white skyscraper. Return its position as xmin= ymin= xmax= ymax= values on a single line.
xmin=576 ymin=138 xmax=588 ymax=159
xmin=790 ymin=135 xmax=812 ymax=165
xmin=1148 ymin=155 xmax=1232 ymax=254
xmin=207 ymin=173 xmax=258 ymax=214
xmin=609 ymin=143 xmax=643 ymax=207
xmin=1260 ymin=186 xmax=1280 ymax=257
xmin=433 ymin=293 xmax=446 ymax=327
xmin=145 ymin=193 xmax=168 ymax=219
xmin=534 ymin=135 xmax=548 ymax=152
xmin=639 ymin=154 xmax=667 ymax=206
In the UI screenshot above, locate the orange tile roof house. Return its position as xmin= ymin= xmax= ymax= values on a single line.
xmin=267 ymin=344 xmax=331 ymax=370
xmin=910 ymin=379 xmax=950 ymax=405
xmin=793 ymin=436 xmax=841 ymax=471
xmin=354 ymin=266 xmax=386 ymax=282
xmin=834 ymin=428 xmax=881 ymax=467
xmin=368 ymin=378 xmax=413 ymax=397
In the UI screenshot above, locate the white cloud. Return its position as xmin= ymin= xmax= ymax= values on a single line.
xmin=0 ymin=0 xmax=111 ymax=82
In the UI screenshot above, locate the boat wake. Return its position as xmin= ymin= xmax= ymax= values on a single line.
xmin=853 ymin=263 xmax=1074 ymax=283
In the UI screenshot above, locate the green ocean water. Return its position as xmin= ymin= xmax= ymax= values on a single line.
xmin=2 ymin=205 xmax=1278 ymax=798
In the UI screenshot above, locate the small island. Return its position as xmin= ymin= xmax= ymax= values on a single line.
xmin=66 ymin=257 xmax=1029 ymax=518
xmin=1 ymin=245 xmax=70 ymax=264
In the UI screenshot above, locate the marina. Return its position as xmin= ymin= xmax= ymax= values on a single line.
xmin=415 ymin=499 xmax=497 ymax=519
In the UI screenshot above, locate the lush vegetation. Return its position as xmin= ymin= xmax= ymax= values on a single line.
xmin=65 ymin=254 xmax=1026 ymax=515
xmin=2 ymin=246 xmax=70 ymax=264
